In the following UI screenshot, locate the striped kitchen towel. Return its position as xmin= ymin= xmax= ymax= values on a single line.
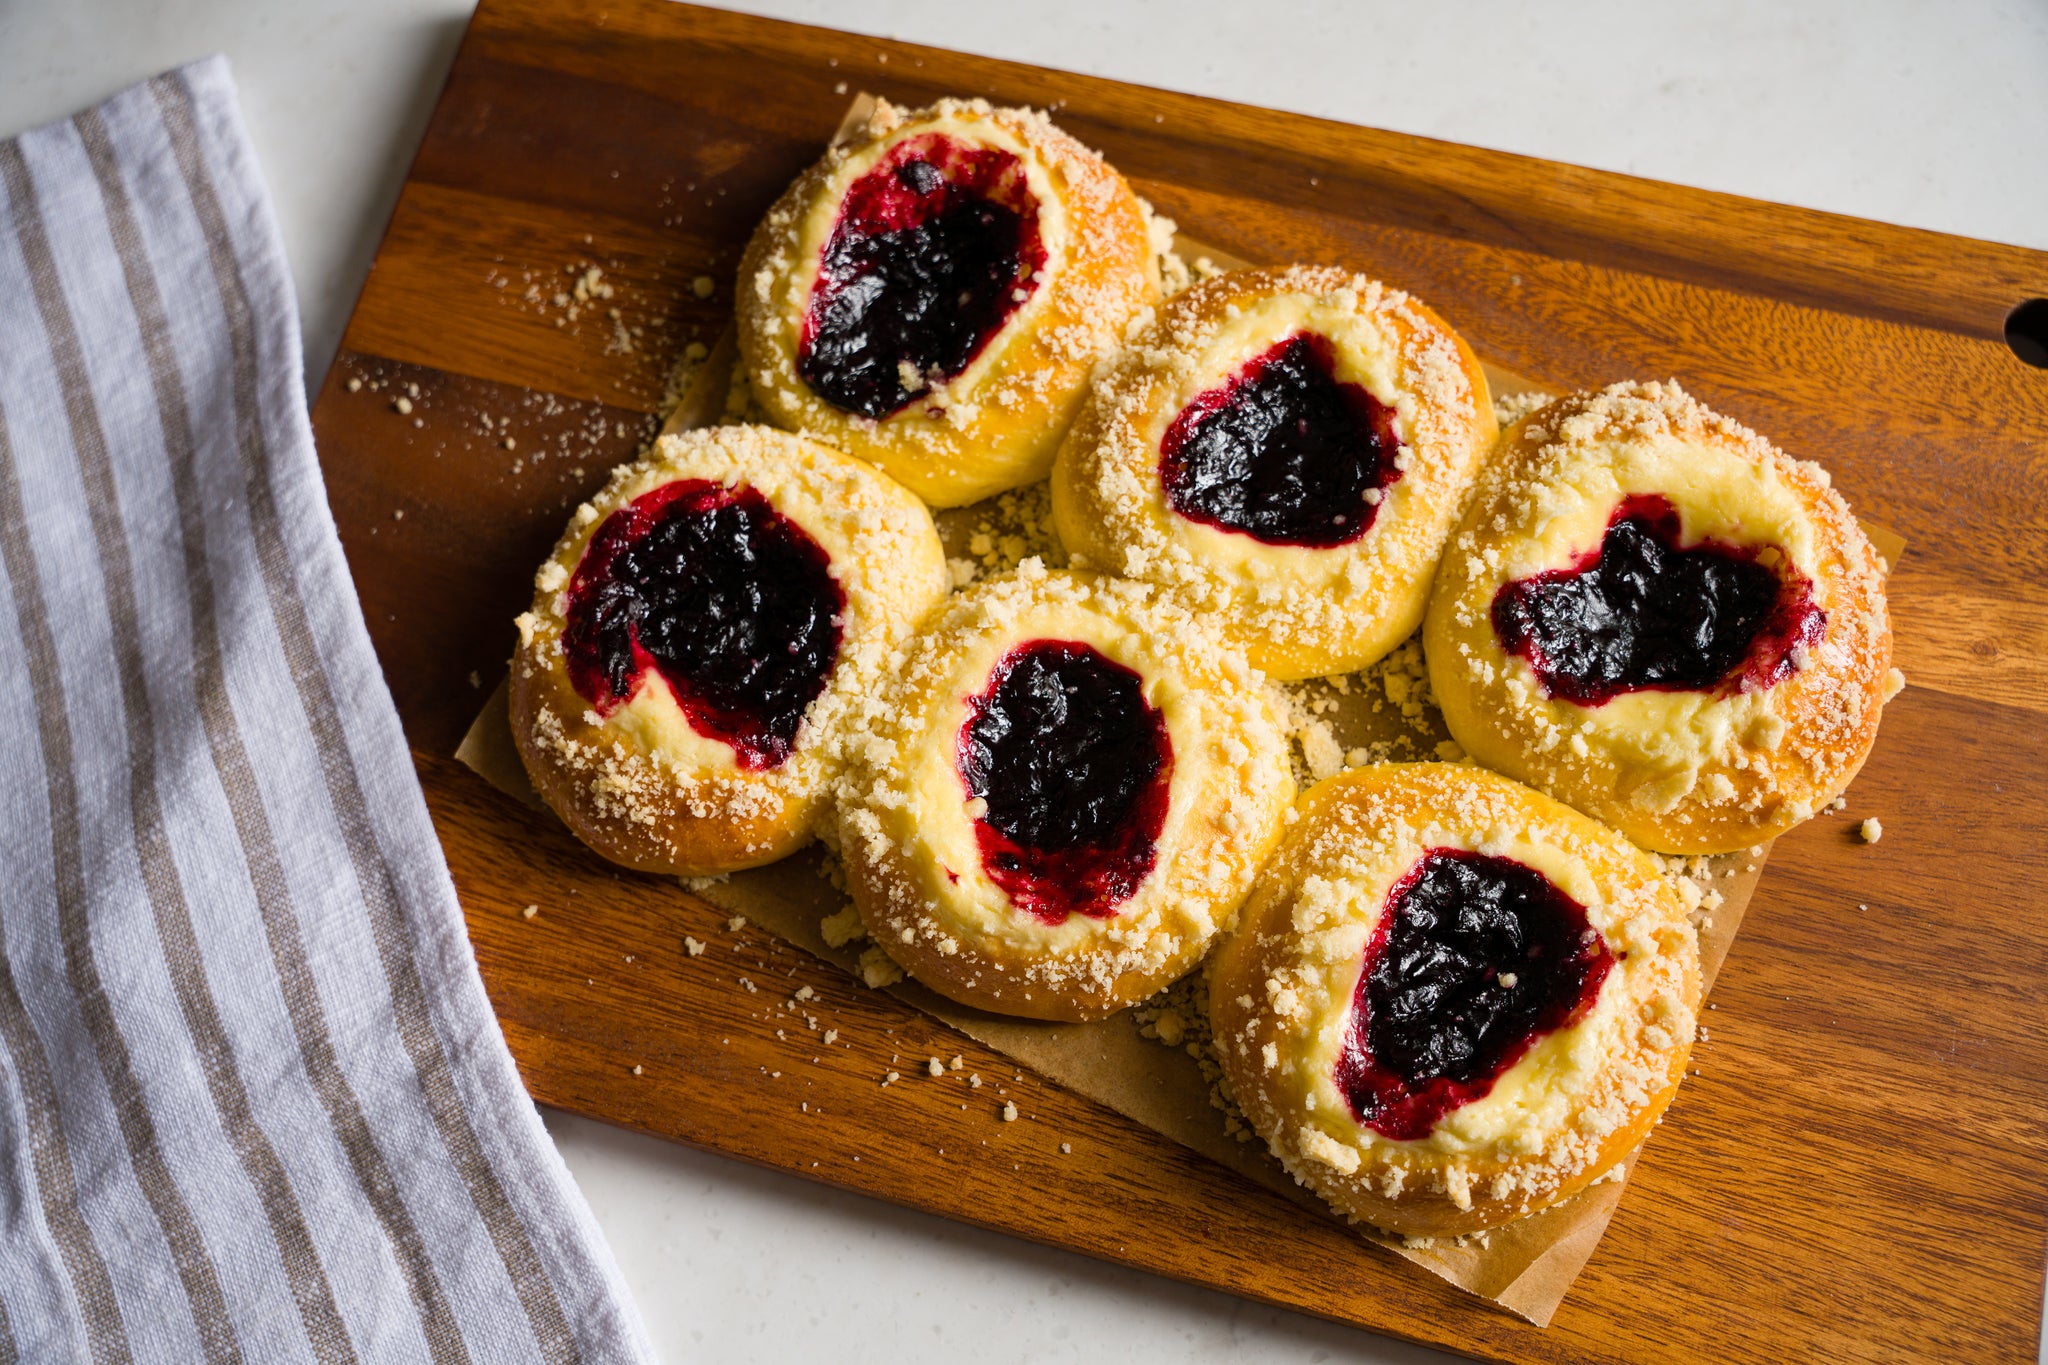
xmin=0 ymin=57 xmax=654 ymax=1364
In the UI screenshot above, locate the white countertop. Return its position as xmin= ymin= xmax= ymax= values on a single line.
xmin=6 ymin=2 xmax=2044 ymax=1361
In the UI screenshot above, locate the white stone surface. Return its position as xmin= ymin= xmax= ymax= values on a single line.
xmin=5 ymin=2 xmax=2045 ymax=1361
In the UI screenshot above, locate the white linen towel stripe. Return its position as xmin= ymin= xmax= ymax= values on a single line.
xmin=0 ymin=57 xmax=655 ymax=1365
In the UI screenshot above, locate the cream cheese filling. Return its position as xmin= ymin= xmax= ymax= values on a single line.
xmin=1475 ymin=433 xmax=1823 ymax=775
xmin=1133 ymin=290 xmax=1418 ymax=586
xmin=895 ymin=597 xmax=1217 ymax=957
xmin=783 ymin=112 xmax=1074 ymax=418
xmin=1277 ymin=828 xmax=1673 ymax=1162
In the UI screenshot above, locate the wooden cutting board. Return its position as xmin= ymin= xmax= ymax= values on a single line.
xmin=307 ymin=1 xmax=2048 ymax=1359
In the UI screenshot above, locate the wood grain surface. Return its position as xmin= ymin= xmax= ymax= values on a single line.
xmin=306 ymin=2 xmax=2048 ymax=1359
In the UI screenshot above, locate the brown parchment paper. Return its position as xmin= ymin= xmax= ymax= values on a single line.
xmin=455 ymin=93 xmax=1908 ymax=1327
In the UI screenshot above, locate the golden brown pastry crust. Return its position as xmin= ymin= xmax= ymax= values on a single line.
xmin=1424 ymin=382 xmax=1894 ymax=855
xmin=511 ymin=425 xmax=948 ymax=877
xmin=1209 ymin=763 xmax=1700 ymax=1238
xmin=836 ymin=564 xmax=1295 ymax=1021
xmin=737 ymin=98 xmax=1161 ymax=508
xmin=1051 ymin=266 xmax=1496 ymax=680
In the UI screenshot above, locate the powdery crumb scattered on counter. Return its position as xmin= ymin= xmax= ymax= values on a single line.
xmin=926 ymin=1057 xmax=944 ymax=1077
xmin=726 ymin=915 xmax=747 ymax=932
xmin=683 ymin=937 xmax=705 ymax=956
xmin=1859 ymin=817 xmax=1884 ymax=844
xmin=1001 ymin=1101 xmax=1019 ymax=1122
xmin=520 ymin=904 xmax=538 ymax=920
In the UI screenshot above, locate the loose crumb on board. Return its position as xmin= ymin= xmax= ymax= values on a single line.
xmin=858 ymin=946 xmax=904 ymax=988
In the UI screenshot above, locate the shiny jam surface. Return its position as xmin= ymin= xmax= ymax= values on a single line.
xmin=1158 ymin=331 xmax=1403 ymax=548
xmin=1491 ymin=493 xmax=1825 ymax=706
xmin=798 ymin=133 xmax=1047 ymax=419
xmin=562 ymin=480 xmax=844 ymax=770
xmin=956 ymin=641 xmax=1173 ymax=925
xmin=1335 ymin=848 xmax=1613 ymax=1141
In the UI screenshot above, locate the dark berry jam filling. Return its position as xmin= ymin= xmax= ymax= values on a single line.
xmin=798 ymin=133 xmax=1048 ymax=419
xmin=956 ymin=641 xmax=1174 ymax=925
xmin=1335 ymin=848 xmax=1613 ymax=1141
xmin=1491 ymin=493 xmax=1825 ymax=707
xmin=562 ymin=480 xmax=844 ymax=770
xmin=1158 ymin=331 xmax=1403 ymax=548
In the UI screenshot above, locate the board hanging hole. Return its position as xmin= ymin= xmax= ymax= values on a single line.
xmin=2006 ymin=299 xmax=2048 ymax=369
